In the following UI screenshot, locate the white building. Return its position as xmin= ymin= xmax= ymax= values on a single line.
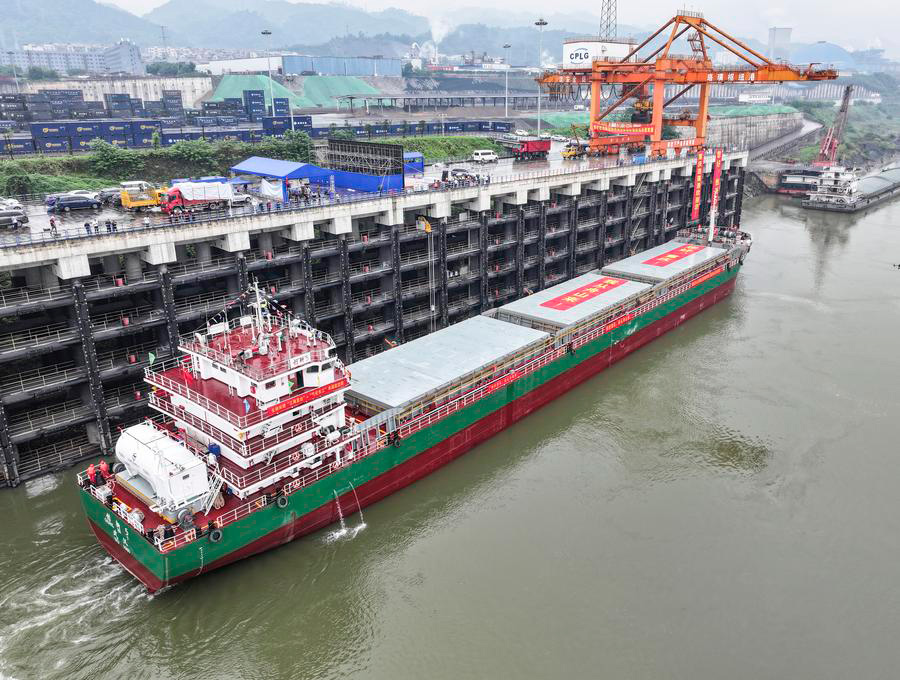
xmin=0 ymin=41 xmax=145 ymax=76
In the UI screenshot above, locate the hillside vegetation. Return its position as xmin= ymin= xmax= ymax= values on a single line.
xmin=0 ymin=134 xmax=501 ymax=196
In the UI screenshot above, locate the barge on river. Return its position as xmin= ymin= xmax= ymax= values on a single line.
xmin=78 ymin=231 xmax=751 ymax=592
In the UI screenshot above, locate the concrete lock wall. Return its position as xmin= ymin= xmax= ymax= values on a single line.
xmin=0 ymin=153 xmax=748 ymax=487
xmin=706 ymin=113 xmax=803 ymax=150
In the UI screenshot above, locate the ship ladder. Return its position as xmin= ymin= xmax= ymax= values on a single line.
xmin=203 ymin=475 xmax=225 ymax=516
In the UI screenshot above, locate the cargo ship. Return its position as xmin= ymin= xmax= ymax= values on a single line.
xmin=801 ymin=164 xmax=900 ymax=213
xmin=77 ymin=229 xmax=751 ymax=592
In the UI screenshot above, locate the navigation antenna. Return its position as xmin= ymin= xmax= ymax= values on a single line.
xmin=599 ymin=0 xmax=616 ymax=40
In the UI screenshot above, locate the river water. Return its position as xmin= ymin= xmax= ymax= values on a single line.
xmin=2 ymin=194 xmax=900 ymax=680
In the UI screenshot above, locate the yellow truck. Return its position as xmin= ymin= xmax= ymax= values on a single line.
xmin=119 ymin=181 xmax=168 ymax=212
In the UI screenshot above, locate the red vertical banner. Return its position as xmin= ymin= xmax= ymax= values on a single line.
xmin=690 ymin=149 xmax=705 ymax=221
xmin=709 ymin=148 xmax=723 ymax=216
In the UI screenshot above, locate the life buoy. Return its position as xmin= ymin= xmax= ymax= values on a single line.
xmin=291 ymin=452 xmax=301 ymax=464
xmin=209 ymin=528 xmax=223 ymax=543
xmin=276 ymin=495 xmax=289 ymax=509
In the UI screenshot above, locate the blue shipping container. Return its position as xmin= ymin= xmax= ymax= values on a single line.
xmin=425 ymin=123 xmax=440 ymax=134
xmin=162 ymin=133 xmax=185 ymax=146
xmin=6 ymin=140 xmax=35 ymax=154
xmin=107 ymin=137 xmax=129 ymax=147
xmin=69 ymin=122 xmax=103 ymax=137
xmin=132 ymin=120 xmax=162 ymax=133
xmin=37 ymin=139 xmax=69 ymax=152
xmin=101 ymin=121 xmax=132 ymax=135
xmin=30 ymin=122 xmax=68 ymax=137
xmin=131 ymin=135 xmax=155 ymax=148
xmin=491 ymin=121 xmax=512 ymax=132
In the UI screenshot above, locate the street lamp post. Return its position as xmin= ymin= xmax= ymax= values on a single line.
xmin=261 ymin=30 xmax=275 ymax=119
xmin=535 ymin=18 xmax=547 ymax=135
xmin=503 ymin=43 xmax=511 ymax=118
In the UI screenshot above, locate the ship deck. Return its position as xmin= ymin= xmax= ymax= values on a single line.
xmin=186 ymin=324 xmax=333 ymax=380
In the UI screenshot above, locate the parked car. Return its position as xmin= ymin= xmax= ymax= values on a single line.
xmin=0 ymin=209 xmax=28 ymax=228
xmin=98 ymin=187 xmax=123 ymax=205
xmin=515 ymin=129 xmax=529 ymax=136
xmin=48 ymin=194 xmax=101 ymax=212
xmin=550 ymin=135 xmax=568 ymax=142
xmin=471 ymin=149 xmax=499 ymax=163
xmin=66 ymin=189 xmax=100 ymax=201
xmin=0 ymin=198 xmax=23 ymax=211
xmin=573 ymin=104 xmax=586 ymax=111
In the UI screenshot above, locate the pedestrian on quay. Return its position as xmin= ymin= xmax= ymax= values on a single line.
xmin=112 ymin=220 xmax=118 ymax=232
xmin=49 ymin=216 xmax=56 ymax=231
xmin=142 ymin=215 xmax=151 ymax=228
xmin=84 ymin=221 xmax=91 ymax=235
xmin=92 ymin=219 xmax=101 ymax=235
xmin=105 ymin=219 xmax=112 ymax=233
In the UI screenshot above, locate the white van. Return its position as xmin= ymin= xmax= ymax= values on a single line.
xmin=471 ymin=149 xmax=499 ymax=163
xmin=573 ymin=104 xmax=586 ymax=111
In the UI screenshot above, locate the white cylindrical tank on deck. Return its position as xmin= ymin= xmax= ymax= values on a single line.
xmin=116 ymin=423 xmax=211 ymax=513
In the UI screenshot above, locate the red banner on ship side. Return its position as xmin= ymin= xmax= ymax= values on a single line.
xmin=690 ymin=149 xmax=705 ymax=221
xmin=265 ymin=378 xmax=349 ymax=417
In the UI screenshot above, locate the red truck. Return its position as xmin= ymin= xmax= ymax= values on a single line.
xmin=500 ymin=136 xmax=551 ymax=161
xmin=161 ymin=182 xmax=251 ymax=214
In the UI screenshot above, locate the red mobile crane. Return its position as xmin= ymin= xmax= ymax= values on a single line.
xmin=815 ymin=85 xmax=853 ymax=166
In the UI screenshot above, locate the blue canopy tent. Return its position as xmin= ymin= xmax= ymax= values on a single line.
xmin=403 ymin=151 xmax=424 ymax=175
xmin=230 ymin=155 xmax=405 ymax=199
xmin=230 ymin=156 xmax=334 ymax=201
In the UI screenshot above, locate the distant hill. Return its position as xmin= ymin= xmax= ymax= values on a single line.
xmin=0 ymin=0 xmax=178 ymax=45
xmin=144 ymin=0 xmax=430 ymax=48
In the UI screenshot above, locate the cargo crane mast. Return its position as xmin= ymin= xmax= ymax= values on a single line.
xmin=537 ymin=11 xmax=839 ymax=156
xmin=816 ymin=84 xmax=853 ymax=166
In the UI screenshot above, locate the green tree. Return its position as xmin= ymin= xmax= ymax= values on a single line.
xmin=330 ymin=128 xmax=355 ymax=140
xmin=25 ymin=66 xmax=59 ymax=80
xmin=86 ymin=140 xmax=143 ymax=178
xmin=146 ymin=62 xmax=197 ymax=76
xmin=151 ymin=130 xmax=161 ymax=149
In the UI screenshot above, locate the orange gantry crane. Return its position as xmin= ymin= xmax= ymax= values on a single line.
xmin=537 ymin=11 xmax=839 ymax=157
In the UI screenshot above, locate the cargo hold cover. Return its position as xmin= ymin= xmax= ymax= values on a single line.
xmin=600 ymin=240 xmax=725 ymax=283
xmin=347 ymin=315 xmax=548 ymax=411
xmin=495 ymin=271 xmax=651 ymax=330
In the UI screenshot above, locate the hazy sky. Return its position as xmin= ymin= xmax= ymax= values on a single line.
xmin=107 ymin=0 xmax=894 ymax=56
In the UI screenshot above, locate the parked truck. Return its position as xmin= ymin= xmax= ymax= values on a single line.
xmin=161 ymin=181 xmax=240 ymax=214
xmin=498 ymin=136 xmax=551 ymax=161
xmin=120 ymin=181 xmax=168 ymax=212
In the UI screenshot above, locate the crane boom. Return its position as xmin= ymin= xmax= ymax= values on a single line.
xmin=816 ymin=85 xmax=853 ymax=165
xmin=537 ymin=12 xmax=839 ymax=157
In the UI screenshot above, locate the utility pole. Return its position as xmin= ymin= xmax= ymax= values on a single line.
xmin=535 ymin=18 xmax=548 ymax=135
xmin=261 ymin=30 xmax=275 ymax=118
xmin=6 ymin=52 xmax=19 ymax=94
xmin=503 ymin=43 xmax=511 ymax=118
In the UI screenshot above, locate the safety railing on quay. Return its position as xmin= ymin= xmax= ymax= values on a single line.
xmin=0 ymin=322 xmax=77 ymax=354
xmin=0 ymin=284 xmax=72 ymax=308
xmin=0 ymin=153 xmax=722 ymax=252
xmin=174 ymin=292 xmax=232 ymax=316
xmin=350 ymin=289 xmax=390 ymax=306
xmin=348 ymin=259 xmax=390 ymax=276
xmin=0 ymin=361 xmax=85 ymax=395
xmin=81 ymin=271 xmax=161 ymax=293
xmin=20 ymin=435 xmax=98 ymax=479
xmin=168 ymin=255 xmax=236 ymax=278
xmin=9 ymin=399 xmax=91 ymax=436
xmin=96 ymin=341 xmax=165 ymax=372
xmin=104 ymin=382 xmax=149 ymax=410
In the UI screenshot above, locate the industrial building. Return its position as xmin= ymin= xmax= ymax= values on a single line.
xmin=197 ymin=55 xmax=403 ymax=78
xmin=0 ymin=151 xmax=747 ymax=487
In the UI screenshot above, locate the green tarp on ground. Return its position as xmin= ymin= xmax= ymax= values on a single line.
xmin=209 ymin=74 xmax=381 ymax=110
xmin=209 ymin=75 xmax=304 ymax=109
xmin=291 ymin=76 xmax=380 ymax=108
